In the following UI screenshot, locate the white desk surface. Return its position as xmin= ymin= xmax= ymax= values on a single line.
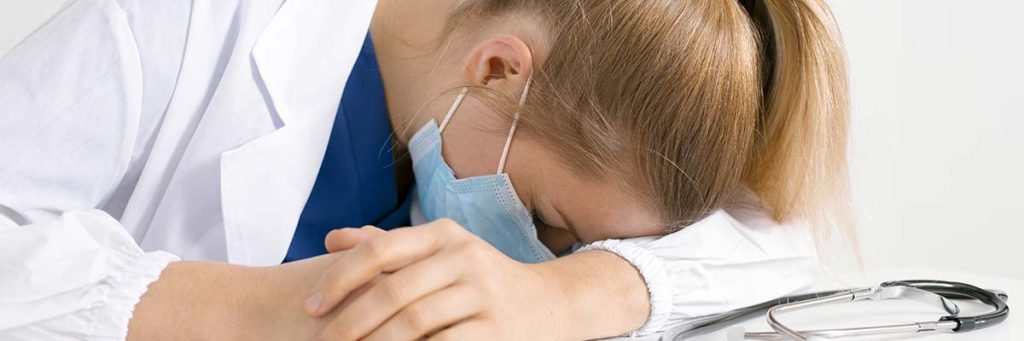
xmin=620 ymin=267 xmax=1022 ymax=340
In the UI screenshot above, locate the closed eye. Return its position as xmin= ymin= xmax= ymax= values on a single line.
xmin=531 ymin=212 xmax=555 ymax=230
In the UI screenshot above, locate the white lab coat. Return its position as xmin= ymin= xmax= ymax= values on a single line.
xmin=1 ymin=0 xmax=376 ymax=267
xmin=0 ymin=0 xmax=822 ymax=339
xmin=1 ymin=0 xmax=376 ymax=338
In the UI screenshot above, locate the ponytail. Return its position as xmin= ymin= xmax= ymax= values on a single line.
xmin=743 ymin=0 xmax=857 ymax=255
xmin=444 ymin=0 xmax=855 ymax=257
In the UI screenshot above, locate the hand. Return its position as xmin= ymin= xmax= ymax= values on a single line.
xmin=305 ymin=219 xmax=574 ymax=340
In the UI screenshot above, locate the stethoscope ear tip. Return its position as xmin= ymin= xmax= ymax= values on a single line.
xmin=726 ymin=327 xmax=747 ymax=341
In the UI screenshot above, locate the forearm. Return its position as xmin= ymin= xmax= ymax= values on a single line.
xmin=535 ymin=251 xmax=650 ymax=340
xmin=127 ymin=255 xmax=342 ymax=340
xmin=127 ymin=262 xmax=252 ymax=340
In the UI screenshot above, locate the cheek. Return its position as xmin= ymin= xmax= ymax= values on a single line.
xmin=503 ymin=141 xmax=566 ymax=206
xmin=440 ymin=130 xmax=505 ymax=179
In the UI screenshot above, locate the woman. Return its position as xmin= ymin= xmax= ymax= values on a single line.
xmin=0 ymin=0 xmax=852 ymax=339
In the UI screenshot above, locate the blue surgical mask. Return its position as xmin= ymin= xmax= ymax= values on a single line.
xmin=408 ymin=79 xmax=556 ymax=264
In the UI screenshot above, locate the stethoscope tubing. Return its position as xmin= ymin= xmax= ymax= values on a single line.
xmin=743 ymin=320 xmax=961 ymax=340
xmin=668 ymin=280 xmax=1009 ymax=341
xmin=668 ymin=290 xmax=852 ymax=340
xmin=760 ymin=280 xmax=1009 ymax=340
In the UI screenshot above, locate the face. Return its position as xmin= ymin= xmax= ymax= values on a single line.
xmin=378 ymin=17 xmax=665 ymax=250
xmin=437 ymin=96 xmax=665 ymax=250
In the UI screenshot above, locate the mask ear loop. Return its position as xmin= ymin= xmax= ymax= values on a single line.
xmin=438 ymin=87 xmax=469 ymax=134
xmin=496 ymin=75 xmax=534 ymax=174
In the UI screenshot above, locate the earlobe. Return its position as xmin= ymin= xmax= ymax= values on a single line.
xmin=464 ymin=35 xmax=534 ymax=88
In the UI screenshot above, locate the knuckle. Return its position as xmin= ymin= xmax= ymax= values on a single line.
xmin=377 ymin=279 xmax=407 ymax=303
xmin=400 ymin=305 xmax=430 ymax=331
xmin=463 ymin=241 xmax=492 ymax=260
xmin=475 ymin=276 xmax=499 ymax=297
xmin=434 ymin=219 xmax=463 ymax=234
xmin=463 ymin=282 xmax=489 ymax=301
xmin=362 ymin=238 xmax=390 ymax=263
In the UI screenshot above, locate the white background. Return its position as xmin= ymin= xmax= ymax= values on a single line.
xmin=828 ymin=0 xmax=1023 ymax=280
xmin=2 ymin=0 xmax=1022 ymax=280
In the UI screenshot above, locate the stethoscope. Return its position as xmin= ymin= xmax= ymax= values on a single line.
xmin=664 ymin=280 xmax=1009 ymax=340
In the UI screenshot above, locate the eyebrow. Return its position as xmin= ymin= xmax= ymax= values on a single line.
xmin=553 ymin=205 xmax=583 ymax=242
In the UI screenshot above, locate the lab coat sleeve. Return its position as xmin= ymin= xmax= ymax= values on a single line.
xmin=0 ymin=0 xmax=180 ymax=339
xmin=579 ymin=199 xmax=822 ymax=337
xmin=0 ymin=211 xmax=179 ymax=340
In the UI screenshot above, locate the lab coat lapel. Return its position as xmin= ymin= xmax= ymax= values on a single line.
xmin=220 ymin=0 xmax=379 ymax=266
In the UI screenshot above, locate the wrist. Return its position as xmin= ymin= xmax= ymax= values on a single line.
xmin=528 ymin=261 xmax=578 ymax=340
xmin=245 ymin=254 xmax=346 ymax=340
xmin=534 ymin=251 xmax=650 ymax=340
xmin=129 ymin=255 xmax=345 ymax=340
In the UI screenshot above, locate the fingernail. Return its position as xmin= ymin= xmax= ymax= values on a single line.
xmin=305 ymin=292 xmax=323 ymax=314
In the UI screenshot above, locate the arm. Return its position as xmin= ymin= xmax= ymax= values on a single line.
xmin=307 ymin=222 xmax=651 ymax=341
xmin=582 ymin=206 xmax=824 ymax=336
xmin=0 ymin=208 xmax=345 ymax=340
xmin=128 ymin=254 xmax=346 ymax=340
xmin=127 ymin=262 xmax=263 ymax=340
xmin=533 ymin=250 xmax=651 ymax=339
xmin=0 ymin=1 xmax=318 ymax=338
xmin=311 ymin=208 xmax=821 ymax=340
xmin=0 ymin=0 xmax=160 ymax=337
xmin=0 ymin=211 xmax=179 ymax=339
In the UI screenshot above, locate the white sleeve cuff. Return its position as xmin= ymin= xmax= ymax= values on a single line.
xmin=575 ymin=208 xmax=823 ymax=339
xmin=92 ymin=251 xmax=180 ymax=339
xmin=580 ymin=239 xmax=674 ymax=337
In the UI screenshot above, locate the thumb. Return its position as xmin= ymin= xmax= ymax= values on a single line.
xmin=324 ymin=226 xmax=387 ymax=253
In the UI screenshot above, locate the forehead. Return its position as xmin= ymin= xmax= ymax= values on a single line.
xmin=509 ymin=139 xmax=665 ymax=241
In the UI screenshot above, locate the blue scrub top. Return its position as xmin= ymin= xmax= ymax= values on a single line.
xmin=284 ymin=34 xmax=411 ymax=262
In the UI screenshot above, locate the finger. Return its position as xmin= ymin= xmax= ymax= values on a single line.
xmin=362 ymin=285 xmax=483 ymax=341
xmin=325 ymin=226 xmax=387 ymax=253
xmin=426 ymin=320 xmax=493 ymax=341
xmin=324 ymin=251 xmax=465 ymax=340
xmin=306 ymin=219 xmax=468 ymax=317
xmin=336 ymin=274 xmax=386 ymax=309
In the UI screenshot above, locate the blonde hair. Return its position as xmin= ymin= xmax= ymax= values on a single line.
xmin=446 ymin=0 xmax=855 ymax=250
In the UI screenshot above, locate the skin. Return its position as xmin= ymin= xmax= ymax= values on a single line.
xmin=310 ymin=221 xmax=653 ymax=340
xmin=371 ymin=0 xmax=665 ymax=244
xmin=299 ymin=1 xmax=667 ymax=339
xmin=128 ymin=0 xmax=664 ymax=339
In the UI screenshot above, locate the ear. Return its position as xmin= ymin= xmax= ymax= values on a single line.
xmin=463 ymin=35 xmax=534 ymax=91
